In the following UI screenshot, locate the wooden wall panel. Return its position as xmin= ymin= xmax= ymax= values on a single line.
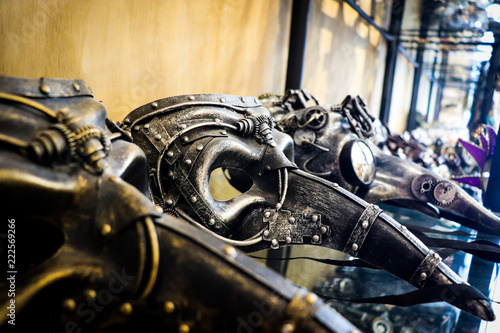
xmin=302 ymin=0 xmax=387 ymax=118
xmin=0 ymin=0 xmax=291 ymax=120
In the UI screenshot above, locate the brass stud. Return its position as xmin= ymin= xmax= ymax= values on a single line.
xmin=84 ymin=289 xmax=97 ymax=300
xmin=182 ymin=136 xmax=189 ymax=142
xmin=196 ymin=145 xmax=204 ymax=151
xmin=40 ymin=84 xmax=51 ymax=94
xmin=214 ymin=118 xmax=221 ymax=123
xmin=179 ymin=124 xmax=187 ymax=130
xmin=305 ymin=292 xmax=318 ymax=305
xmin=312 ymin=235 xmax=320 ymax=242
xmin=271 ymin=239 xmax=278 ymax=247
xmin=167 ymin=151 xmax=174 ymax=157
xmin=420 ymin=272 xmax=427 ymax=280
xmin=120 ymin=302 xmax=133 ymax=315
xmin=311 ymin=215 xmax=319 ymax=222
xmin=220 ymin=130 xmax=227 ymax=135
xmin=288 ymin=216 xmax=295 ymax=223
xmin=155 ymin=134 xmax=162 ymax=141
xmin=282 ymin=323 xmax=295 ymax=333
xmin=263 ymin=230 xmax=270 ymax=237
xmin=321 ymin=226 xmax=327 ymax=234
xmin=208 ymin=218 xmax=215 ymax=226
xmin=351 ymin=243 xmax=359 ymax=251
xmin=332 ymin=182 xmax=339 ymax=187
xmin=109 ymin=175 xmax=119 ymax=183
xmin=143 ymin=124 xmax=150 ymax=130
xmin=185 ymin=159 xmax=192 ymax=165
xmin=151 ymin=102 xmax=158 ymax=109
xmin=72 ymin=82 xmax=81 ymax=92
xmin=285 ymin=236 xmax=292 ymax=244
xmin=101 ymin=224 xmax=112 ymax=236
xmin=223 ymin=245 xmax=237 ymax=258
xmin=401 ymin=225 xmax=407 ymax=231
xmin=134 ymin=125 xmax=141 ymax=131
xmin=190 ymin=196 xmax=197 ymax=203
xmin=362 ymin=220 xmax=369 ymax=229
xmin=220 ymin=98 xmax=226 ymax=103
xmin=62 ymin=298 xmax=76 ymax=312
xmin=165 ymin=301 xmax=175 ymax=314
xmin=168 ymin=171 xmax=174 ymax=177
xmin=264 ymin=211 xmax=271 ymax=218
xmin=179 ymin=323 xmax=190 ymax=333
xmin=188 ymin=96 xmax=195 ymax=101
xmin=165 ymin=199 xmax=173 ymax=206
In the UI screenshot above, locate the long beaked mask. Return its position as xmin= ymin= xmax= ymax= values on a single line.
xmin=124 ymin=94 xmax=495 ymax=321
xmin=0 ymin=76 xmax=360 ymax=333
xmin=262 ymin=90 xmax=500 ymax=236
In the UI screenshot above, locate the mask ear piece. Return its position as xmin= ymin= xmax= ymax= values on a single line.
xmin=339 ymin=139 xmax=376 ymax=186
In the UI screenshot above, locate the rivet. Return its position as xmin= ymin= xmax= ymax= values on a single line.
xmin=321 ymin=226 xmax=327 ymax=234
xmin=167 ymin=151 xmax=174 ymax=157
xmin=401 ymin=226 xmax=407 ymax=231
xmin=215 ymin=118 xmax=221 ymax=123
xmin=185 ymin=159 xmax=192 ymax=165
xmin=196 ymin=145 xmax=204 ymax=151
xmin=143 ymin=124 xmax=150 ymax=130
xmin=154 ymin=205 xmax=163 ymax=213
xmin=220 ymin=98 xmax=226 ymax=103
xmin=190 ymin=196 xmax=197 ymax=203
xmin=433 ymin=253 xmax=440 ymax=260
xmin=288 ymin=216 xmax=295 ymax=223
xmin=264 ymin=211 xmax=271 ymax=218
xmin=101 ymin=224 xmax=112 ymax=236
xmin=263 ymin=230 xmax=270 ymax=237
xmin=155 ymin=134 xmax=162 ymax=141
xmin=285 ymin=236 xmax=292 ymax=244
xmin=275 ymin=203 xmax=282 ymax=210
xmin=282 ymin=323 xmax=295 ymax=333
xmin=266 ymin=165 xmax=271 ymax=170
xmin=168 ymin=171 xmax=174 ymax=177
xmin=188 ymin=96 xmax=195 ymax=101
xmin=305 ymin=292 xmax=318 ymax=305
xmin=179 ymin=124 xmax=187 ymax=130
xmin=179 ymin=323 xmax=190 ymax=333
xmin=311 ymin=215 xmax=319 ymax=222
xmin=221 ymin=130 xmax=227 ymax=135
xmin=62 ymin=298 xmax=76 ymax=312
xmin=208 ymin=218 xmax=215 ymax=226
xmin=351 ymin=243 xmax=359 ymax=251
xmin=362 ymin=220 xmax=369 ymax=229
xmin=241 ymin=97 xmax=246 ymax=103
xmin=84 ymin=289 xmax=96 ymax=300
xmin=182 ymin=136 xmax=189 ymax=142
xmin=254 ymin=98 xmax=258 ymax=103
xmin=420 ymin=272 xmax=427 ymax=280
xmin=134 ymin=125 xmax=141 ymax=131
xmin=151 ymin=102 xmax=158 ymax=109
xmin=332 ymin=182 xmax=339 ymax=187
xmin=120 ymin=302 xmax=133 ymax=315
xmin=72 ymin=82 xmax=80 ymax=92
xmin=271 ymin=239 xmax=278 ymax=247
xmin=223 ymin=245 xmax=237 ymax=258
xmin=312 ymin=235 xmax=320 ymax=242
xmin=165 ymin=301 xmax=175 ymax=314
xmin=165 ymin=199 xmax=173 ymax=206
xmin=109 ymin=175 xmax=119 ymax=183
xmin=123 ymin=118 xmax=131 ymax=125
xmin=40 ymin=84 xmax=51 ymax=94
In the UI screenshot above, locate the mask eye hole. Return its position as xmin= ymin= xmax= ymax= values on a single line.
xmin=209 ymin=167 xmax=253 ymax=201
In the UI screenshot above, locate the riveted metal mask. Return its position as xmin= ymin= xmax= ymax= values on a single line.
xmin=125 ymin=94 xmax=495 ymax=321
xmin=0 ymin=76 xmax=362 ymax=333
xmin=263 ymin=90 xmax=500 ymax=236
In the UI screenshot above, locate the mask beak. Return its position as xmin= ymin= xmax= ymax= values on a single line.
xmin=363 ymin=140 xmax=500 ymax=236
xmin=249 ymin=168 xmax=495 ymax=321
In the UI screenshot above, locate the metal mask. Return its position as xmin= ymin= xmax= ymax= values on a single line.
xmin=125 ymin=93 xmax=495 ymax=321
xmin=0 ymin=76 xmax=360 ymax=333
xmin=263 ymin=90 xmax=500 ymax=236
